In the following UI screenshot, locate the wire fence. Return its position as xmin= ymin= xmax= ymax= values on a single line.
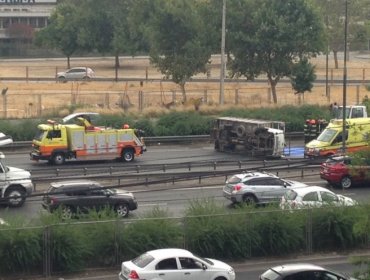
xmin=1 ymin=207 xmax=368 ymax=277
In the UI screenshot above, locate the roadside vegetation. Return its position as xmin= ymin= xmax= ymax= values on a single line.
xmin=0 ymin=104 xmax=333 ymax=141
xmin=0 ymin=202 xmax=369 ymax=277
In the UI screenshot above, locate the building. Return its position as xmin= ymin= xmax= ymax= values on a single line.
xmin=0 ymin=0 xmax=57 ymax=56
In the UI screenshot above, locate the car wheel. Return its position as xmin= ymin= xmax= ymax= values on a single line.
xmin=53 ymin=153 xmax=65 ymax=165
xmin=242 ymin=194 xmax=257 ymax=205
xmin=214 ymin=277 xmax=227 ymax=280
xmin=82 ymin=76 xmax=91 ymax=81
xmin=61 ymin=205 xmax=73 ymax=219
xmin=5 ymin=186 xmax=26 ymax=207
xmin=340 ymin=176 xmax=352 ymax=189
xmin=122 ymin=149 xmax=134 ymax=162
xmin=116 ymin=203 xmax=129 ymax=218
xmin=58 ymin=76 xmax=66 ymax=83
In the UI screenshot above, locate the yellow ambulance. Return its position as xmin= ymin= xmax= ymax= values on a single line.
xmin=304 ymin=118 xmax=370 ymax=157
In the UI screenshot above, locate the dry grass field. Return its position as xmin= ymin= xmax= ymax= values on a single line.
xmin=0 ymin=54 xmax=370 ymax=118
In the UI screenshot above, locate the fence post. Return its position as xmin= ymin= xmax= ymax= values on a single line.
xmin=356 ymin=85 xmax=360 ymax=104
xmin=138 ymin=90 xmax=143 ymax=112
xmin=145 ymin=67 xmax=148 ymax=81
xmin=203 ymin=90 xmax=207 ymax=103
xmin=43 ymin=226 xmax=51 ymax=277
xmin=306 ymin=209 xmax=313 ymax=255
xmin=26 ymin=66 xmax=29 ymax=83
xmin=363 ymin=68 xmax=365 ymax=84
xmin=37 ymin=95 xmax=42 ymax=117
xmin=2 ymin=92 xmax=7 ymax=119
xmin=235 ymin=89 xmax=239 ymax=105
xmin=105 ymin=92 xmax=110 ymax=109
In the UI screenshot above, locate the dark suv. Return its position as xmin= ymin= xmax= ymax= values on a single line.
xmin=42 ymin=180 xmax=138 ymax=219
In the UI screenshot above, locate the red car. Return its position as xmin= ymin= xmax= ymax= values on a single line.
xmin=320 ymin=155 xmax=370 ymax=189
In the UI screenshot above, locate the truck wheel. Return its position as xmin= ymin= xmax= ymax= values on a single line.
xmin=340 ymin=176 xmax=352 ymax=189
xmin=5 ymin=186 xmax=26 ymax=207
xmin=122 ymin=149 xmax=134 ymax=162
xmin=116 ymin=203 xmax=129 ymax=218
xmin=53 ymin=153 xmax=65 ymax=165
xmin=242 ymin=194 xmax=257 ymax=206
xmin=236 ymin=125 xmax=246 ymax=137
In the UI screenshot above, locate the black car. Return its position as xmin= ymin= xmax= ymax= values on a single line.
xmin=260 ymin=263 xmax=356 ymax=280
xmin=42 ymin=180 xmax=138 ymax=219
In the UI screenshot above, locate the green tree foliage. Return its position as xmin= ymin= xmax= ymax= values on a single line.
xmin=146 ymin=0 xmax=214 ymax=102
xmin=227 ymin=0 xmax=325 ymax=104
xmin=34 ymin=1 xmax=81 ymax=68
xmin=312 ymin=0 xmax=370 ymax=68
xmin=290 ymin=58 xmax=317 ymax=94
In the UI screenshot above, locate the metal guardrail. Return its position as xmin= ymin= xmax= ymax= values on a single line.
xmin=1 ymin=132 xmax=304 ymax=151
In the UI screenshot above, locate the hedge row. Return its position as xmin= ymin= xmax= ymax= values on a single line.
xmin=0 ymin=105 xmax=331 ymax=141
xmin=0 ymin=202 xmax=369 ymax=277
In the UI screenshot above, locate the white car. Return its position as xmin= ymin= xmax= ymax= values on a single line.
xmin=280 ymin=186 xmax=357 ymax=210
xmin=118 ymin=248 xmax=235 ymax=280
xmin=56 ymin=67 xmax=95 ymax=82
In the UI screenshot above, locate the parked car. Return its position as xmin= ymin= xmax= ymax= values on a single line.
xmin=118 ymin=248 xmax=236 ymax=280
xmin=280 ymin=186 xmax=357 ymax=210
xmin=223 ymin=171 xmax=307 ymax=205
xmin=260 ymin=263 xmax=357 ymax=280
xmin=320 ymin=155 xmax=370 ymax=189
xmin=56 ymin=67 xmax=95 ymax=82
xmin=42 ymin=180 xmax=137 ymax=219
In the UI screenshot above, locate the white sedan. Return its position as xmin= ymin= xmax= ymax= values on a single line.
xmin=280 ymin=185 xmax=357 ymax=210
xmin=118 ymin=248 xmax=235 ymax=280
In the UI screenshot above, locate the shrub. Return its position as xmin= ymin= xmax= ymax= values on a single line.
xmin=0 ymin=227 xmax=42 ymax=275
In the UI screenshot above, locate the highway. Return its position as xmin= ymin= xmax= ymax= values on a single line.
xmin=1 ymin=143 xmax=370 ymax=220
xmin=1 ymin=143 xmax=370 ymax=279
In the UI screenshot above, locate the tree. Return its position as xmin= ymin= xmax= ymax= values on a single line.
xmin=146 ymin=0 xmax=213 ymax=102
xmin=290 ymin=58 xmax=317 ymax=95
xmin=227 ymin=0 xmax=325 ymax=104
xmin=34 ymin=1 xmax=81 ymax=68
xmin=312 ymin=0 xmax=370 ymax=69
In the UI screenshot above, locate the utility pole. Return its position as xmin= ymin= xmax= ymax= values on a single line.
xmin=342 ymin=0 xmax=348 ymax=154
xmin=219 ymin=0 xmax=226 ymax=105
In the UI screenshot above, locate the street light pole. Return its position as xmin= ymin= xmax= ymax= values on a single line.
xmin=219 ymin=0 xmax=226 ymax=105
xmin=342 ymin=0 xmax=348 ymax=153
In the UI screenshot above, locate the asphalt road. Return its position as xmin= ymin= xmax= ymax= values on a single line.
xmin=1 ymin=144 xmax=370 ymax=220
xmin=25 ymin=251 xmax=369 ymax=279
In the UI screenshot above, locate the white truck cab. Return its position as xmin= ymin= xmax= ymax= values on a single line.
xmin=332 ymin=105 xmax=368 ymax=119
xmin=0 ymin=152 xmax=33 ymax=207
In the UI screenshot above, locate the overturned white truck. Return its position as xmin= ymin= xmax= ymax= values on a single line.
xmin=212 ymin=117 xmax=286 ymax=158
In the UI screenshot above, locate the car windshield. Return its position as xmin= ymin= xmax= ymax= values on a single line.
xmin=197 ymin=256 xmax=214 ymax=265
xmin=132 ymin=253 xmax=155 ymax=268
xmin=34 ymin=129 xmax=46 ymax=142
xmin=317 ymin=129 xmax=337 ymax=142
xmin=227 ymin=176 xmax=242 ymax=184
xmin=284 ymin=190 xmax=297 ymax=201
xmin=326 ymin=157 xmax=351 ymax=165
xmin=260 ymin=269 xmax=280 ymax=280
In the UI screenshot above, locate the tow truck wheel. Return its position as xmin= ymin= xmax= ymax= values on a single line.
xmin=5 ymin=186 xmax=26 ymax=207
xmin=340 ymin=176 xmax=352 ymax=189
xmin=53 ymin=153 xmax=65 ymax=165
xmin=122 ymin=149 xmax=134 ymax=162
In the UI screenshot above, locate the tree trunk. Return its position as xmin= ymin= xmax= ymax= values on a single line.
xmin=333 ymin=50 xmax=339 ymax=69
xmin=267 ymin=76 xmax=278 ymax=104
xmin=67 ymin=56 xmax=70 ymax=69
xmin=180 ymin=82 xmax=187 ymax=103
